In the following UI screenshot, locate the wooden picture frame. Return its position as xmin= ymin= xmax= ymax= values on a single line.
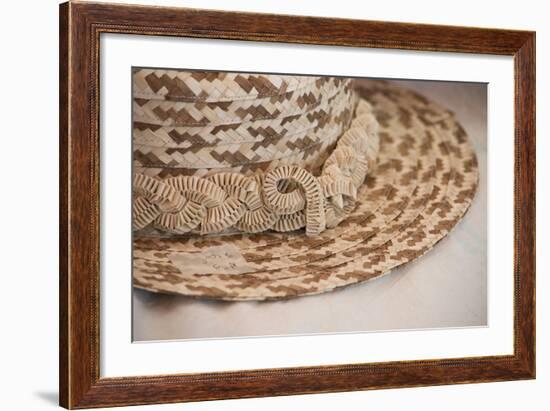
xmin=59 ymin=1 xmax=535 ymax=408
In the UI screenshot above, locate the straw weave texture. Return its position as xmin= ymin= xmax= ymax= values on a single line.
xmin=133 ymin=80 xmax=478 ymax=300
xmin=133 ymin=70 xmax=374 ymax=236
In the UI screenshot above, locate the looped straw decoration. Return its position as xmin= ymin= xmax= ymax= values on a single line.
xmin=132 ymin=98 xmax=380 ymax=236
xmin=263 ymin=165 xmax=325 ymax=236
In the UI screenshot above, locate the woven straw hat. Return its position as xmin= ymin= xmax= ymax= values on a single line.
xmin=132 ymin=69 xmax=479 ymax=301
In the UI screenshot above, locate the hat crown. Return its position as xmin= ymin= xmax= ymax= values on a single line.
xmin=133 ymin=70 xmax=356 ymax=178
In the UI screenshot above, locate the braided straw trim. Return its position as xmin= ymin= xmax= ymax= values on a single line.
xmin=263 ymin=166 xmax=325 ymax=236
xmin=133 ymin=99 xmax=379 ymax=237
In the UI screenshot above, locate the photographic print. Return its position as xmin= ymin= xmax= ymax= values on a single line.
xmin=60 ymin=3 xmax=535 ymax=406
xmin=131 ymin=69 xmax=486 ymax=341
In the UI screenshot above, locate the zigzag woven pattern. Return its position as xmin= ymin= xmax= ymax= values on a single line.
xmin=133 ymin=87 xmax=354 ymax=171
xmin=133 ymin=69 xmax=324 ymax=102
xmin=133 ymin=72 xmax=355 ymax=179
xmin=134 ymin=77 xmax=350 ymax=127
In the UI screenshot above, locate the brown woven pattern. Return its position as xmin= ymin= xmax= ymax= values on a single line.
xmin=134 ymin=77 xmax=349 ymax=127
xmin=133 ymin=86 xmax=354 ymax=171
xmin=133 ymin=71 xmax=355 ymax=178
xmin=134 ymin=69 xmax=321 ymax=102
xmin=133 ymin=80 xmax=479 ymax=300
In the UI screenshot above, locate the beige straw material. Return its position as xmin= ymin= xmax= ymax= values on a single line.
xmin=133 ymin=80 xmax=479 ymax=300
xmin=133 ymin=76 xmax=356 ymax=178
xmin=133 ymin=85 xmax=355 ymax=172
xmin=134 ymin=77 xmax=350 ymax=127
xmin=133 ymin=69 xmax=322 ymax=102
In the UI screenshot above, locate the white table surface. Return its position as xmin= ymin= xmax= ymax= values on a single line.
xmin=133 ymin=79 xmax=487 ymax=341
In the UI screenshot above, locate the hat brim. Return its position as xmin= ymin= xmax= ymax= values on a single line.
xmin=133 ymin=80 xmax=479 ymax=301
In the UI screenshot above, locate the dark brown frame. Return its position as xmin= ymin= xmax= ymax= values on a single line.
xmin=59 ymin=1 xmax=536 ymax=409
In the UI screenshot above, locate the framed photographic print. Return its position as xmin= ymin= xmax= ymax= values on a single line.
xmin=59 ymin=1 xmax=535 ymax=408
